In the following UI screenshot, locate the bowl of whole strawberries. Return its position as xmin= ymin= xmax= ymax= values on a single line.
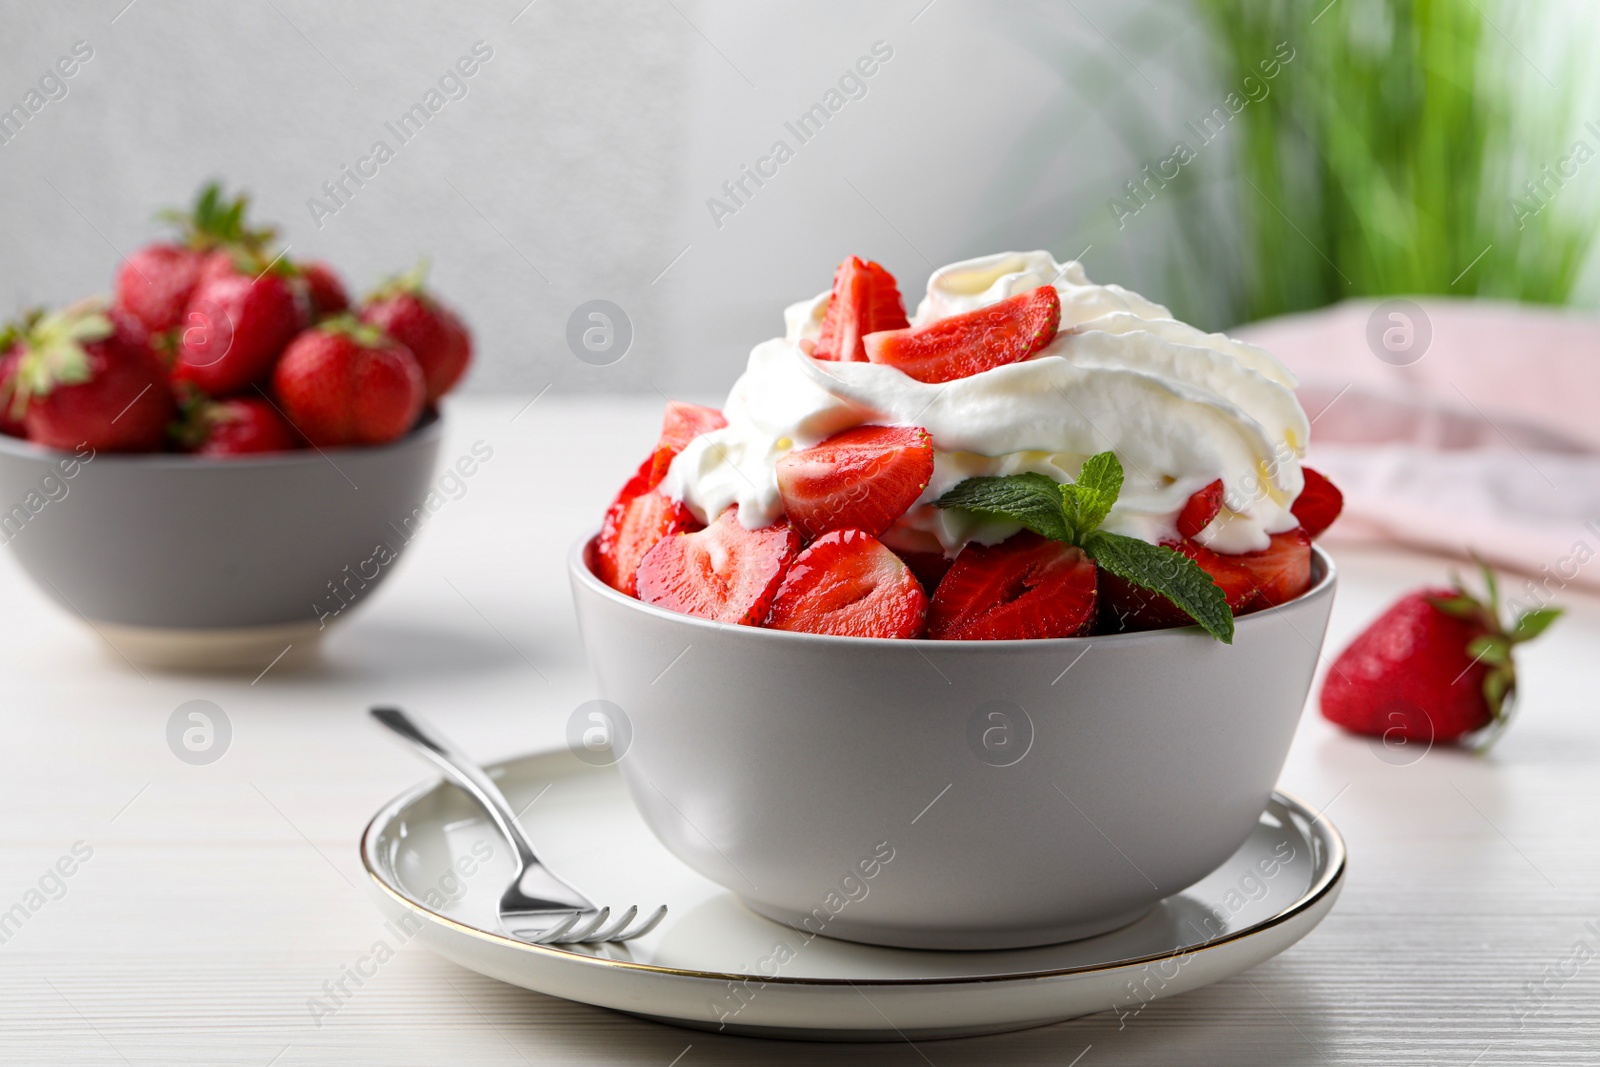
xmin=571 ymin=251 xmax=1343 ymax=950
xmin=0 ymin=184 xmax=473 ymax=669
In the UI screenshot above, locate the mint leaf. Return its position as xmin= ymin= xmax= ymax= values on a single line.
xmin=1085 ymin=531 xmax=1234 ymax=643
xmin=1061 ymin=451 xmax=1123 ymax=540
xmin=935 ymin=473 xmax=1070 ymax=542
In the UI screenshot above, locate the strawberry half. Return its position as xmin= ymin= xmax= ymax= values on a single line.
xmin=1292 ymin=466 xmax=1343 ymax=538
xmin=928 ymin=532 xmax=1097 ymax=640
xmin=863 ymin=285 xmax=1061 ymax=384
xmin=813 ymin=256 xmax=909 ymax=362
xmin=776 ymin=424 xmax=934 ymax=540
xmin=764 ymin=529 xmax=928 ymax=638
xmin=636 ymin=507 xmax=799 ymax=625
xmin=595 ymin=455 xmax=702 ymax=597
xmin=1176 ymin=479 xmax=1224 ymax=539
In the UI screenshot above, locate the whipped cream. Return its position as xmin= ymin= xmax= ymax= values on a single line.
xmin=665 ymin=251 xmax=1310 ymax=555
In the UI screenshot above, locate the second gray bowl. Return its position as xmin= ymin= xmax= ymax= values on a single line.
xmin=0 ymin=412 xmax=443 ymax=669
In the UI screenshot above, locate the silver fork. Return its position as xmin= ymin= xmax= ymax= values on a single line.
xmin=370 ymin=706 xmax=667 ymax=945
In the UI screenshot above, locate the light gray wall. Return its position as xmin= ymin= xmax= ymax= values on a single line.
xmin=0 ymin=0 xmax=1212 ymax=400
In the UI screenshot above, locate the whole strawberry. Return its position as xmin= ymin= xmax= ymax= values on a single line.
xmin=174 ymin=394 xmax=302 ymax=456
xmin=1321 ymin=563 xmax=1560 ymax=746
xmin=173 ymin=268 xmax=303 ymax=395
xmin=114 ymin=182 xmax=277 ymax=334
xmin=360 ymin=262 xmax=472 ymax=403
xmin=297 ymin=260 xmax=350 ymax=321
xmin=11 ymin=302 xmax=175 ymax=452
xmin=273 ymin=316 xmax=425 ymax=446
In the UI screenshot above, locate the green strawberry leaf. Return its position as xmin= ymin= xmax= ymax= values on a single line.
xmin=934 ymin=472 xmax=1070 ymax=542
xmin=1061 ymin=451 xmax=1122 ymax=540
xmin=1483 ymin=665 xmax=1514 ymax=719
xmin=1467 ymin=634 xmax=1511 ymax=667
xmin=1510 ymin=607 xmax=1562 ymax=643
xmin=14 ymin=305 xmax=111 ymax=401
xmin=367 ymin=259 xmax=432 ymax=303
xmin=1084 ymin=530 xmax=1234 ymax=643
xmin=1475 ymin=555 xmax=1501 ymax=616
xmin=1428 ymin=594 xmax=1482 ymax=619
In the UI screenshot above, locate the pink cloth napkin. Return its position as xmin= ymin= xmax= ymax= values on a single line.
xmin=1233 ymin=298 xmax=1600 ymax=600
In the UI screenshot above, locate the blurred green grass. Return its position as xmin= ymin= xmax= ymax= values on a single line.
xmin=989 ymin=0 xmax=1600 ymax=329
xmin=1196 ymin=0 xmax=1597 ymax=323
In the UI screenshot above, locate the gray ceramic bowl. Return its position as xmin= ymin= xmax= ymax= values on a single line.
xmin=570 ymin=538 xmax=1336 ymax=951
xmin=0 ymin=413 xmax=442 ymax=669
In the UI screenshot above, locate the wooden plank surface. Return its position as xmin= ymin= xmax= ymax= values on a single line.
xmin=1 ymin=396 xmax=1595 ymax=1065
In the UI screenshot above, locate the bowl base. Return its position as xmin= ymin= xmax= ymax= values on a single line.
xmin=737 ymin=897 xmax=1157 ymax=951
xmin=94 ymin=619 xmax=329 ymax=673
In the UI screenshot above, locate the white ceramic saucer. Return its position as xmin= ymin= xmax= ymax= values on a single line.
xmin=360 ymin=750 xmax=1345 ymax=1042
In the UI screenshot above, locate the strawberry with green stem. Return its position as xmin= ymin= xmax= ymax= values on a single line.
xmin=170 ymin=389 xmax=302 ymax=456
xmin=0 ymin=310 xmax=45 ymax=437
xmin=936 ymin=452 xmax=1235 ymax=642
xmin=272 ymin=315 xmax=425 ymax=446
xmin=115 ymin=182 xmax=279 ymax=334
xmin=360 ymin=261 xmax=473 ymax=403
xmin=7 ymin=301 xmax=175 ymax=452
xmin=1320 ymin=559 xmax=1561 ymax=747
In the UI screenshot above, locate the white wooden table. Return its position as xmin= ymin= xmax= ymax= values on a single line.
xmin=2 ymin=395 xmax=1596 ymax=1065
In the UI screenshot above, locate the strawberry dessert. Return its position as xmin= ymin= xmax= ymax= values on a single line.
xmin=594 ymin=251 xmax=1342 ymax=641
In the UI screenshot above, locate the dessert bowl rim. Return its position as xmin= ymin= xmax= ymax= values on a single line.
xmin=569 ymin=532 xmax=1335 ymax=650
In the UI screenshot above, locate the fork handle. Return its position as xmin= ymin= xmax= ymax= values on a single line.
xmin=369 ymin=706 xmax=544 ymax=872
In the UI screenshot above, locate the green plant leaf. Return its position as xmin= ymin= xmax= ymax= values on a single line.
xmin=934 ymin=473 xmax=1070 ymax=542
xmin=1085 ymin=531 xmax=1234 ymax=643
xmin=1061 ymin=451 xmax=1123 ymax=539
xmin=1511 ymin=607 xmax=1562 ymax=643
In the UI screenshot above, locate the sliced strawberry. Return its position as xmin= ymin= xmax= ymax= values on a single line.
xmin=1101 ymin=528 xmax=1313 ymax=632
xmin=776 ymin=425 xmax=933 ymax=540
xmin=879 ymin=525 xmax=953 ymax=594
xmin=928 ymin=532 xmax=1096 ymax=640
xmin=637 ymin=507 xmax=799 ymax=625
xmin=644 ymin=400 xmax=727 ymax=485
xmin=813 ymin=256 xmax=910 ymax=362
xmin=897 ymin=550 xmax=953 ymax=594
xmin=764 ymin=529 xmax=927 ymax=638
xmin=658 ymin=400 xmax=727 ymax=452
xmin=1219 ymin=528 xmax=1314 ymax=609
xmin=864 ymin=285 xmax=1061 ymax=384
xmin=1292 ymin=466 xmax=1343 ymax=538
xmin=1176 ymin=479 xmax=1224 ymax=539
xmin=596 ymin=476 xmax=701 ymax=597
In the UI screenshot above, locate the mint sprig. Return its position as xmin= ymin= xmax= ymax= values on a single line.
xmin=936 ymin=452 xmax=1235 ymax=643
